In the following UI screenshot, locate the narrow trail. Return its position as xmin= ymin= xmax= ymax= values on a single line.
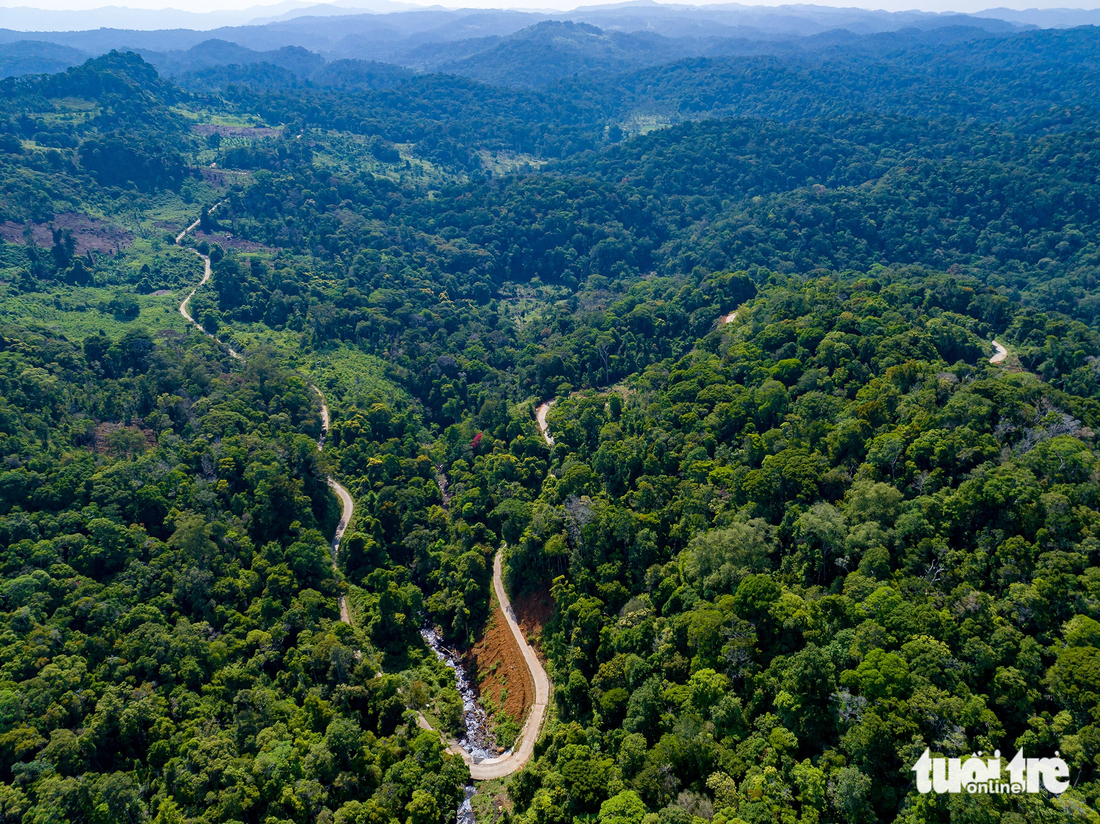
xmin=990 ymin=340 xmax=1008 ymax=364
xmin=314 ymin=386 xmax=355 ymax=626
xmin=177 ymin=207 xmax=354 ymax=625
xmin=175 ymin=202 xmax=241 ymax=360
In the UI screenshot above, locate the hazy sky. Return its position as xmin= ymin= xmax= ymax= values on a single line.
xmin=2 ymin=0 xmax=1100 ymax=17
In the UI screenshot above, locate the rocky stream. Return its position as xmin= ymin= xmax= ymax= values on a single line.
xmin=420 ymin=627 xmax=501 ymax=824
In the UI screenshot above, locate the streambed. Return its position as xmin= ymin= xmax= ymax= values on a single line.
xmin=421 ymin=627 xmax=504 ymax=824
xmin=420 ymin=627 xmax=501 ymax=760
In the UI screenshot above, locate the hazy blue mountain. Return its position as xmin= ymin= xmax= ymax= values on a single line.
xmin=974 ymin=6 xmax=1100 ymax=28
xmin=0 ymin=39 xmax=88 ymax=77
xmin=175 ymin=53 xmax=411 ymax=89
xmin=402 ymin=20 xmax=724 ymax=85
xmin=139 ymin=40 xmax=326 ymax=78
xmin=0 ymin=0 xmax=414 ymax=32
xmin=0 ymin=2 xmax=1050 ymax=87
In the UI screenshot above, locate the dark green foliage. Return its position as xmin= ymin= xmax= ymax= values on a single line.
xmin=3 ymin=27 xmax=1100 ymax=824
xmin=0 ymin=326 xmax=469 ymax=822
xmin=503 ymin=273 xmax=1100 ymax=823
xmin=79 ymin=132 xmax=187 ymax=189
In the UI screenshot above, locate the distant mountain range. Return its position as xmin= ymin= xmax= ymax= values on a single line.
xmin=2 ymin=1 xmax=1099 ymax=86
xmin=0 ymin=0 xmax=416 ymax=32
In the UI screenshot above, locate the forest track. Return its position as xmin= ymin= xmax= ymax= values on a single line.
xmin=175 ymin=202 xmax=241 ymax=360
xmin=990 ymin=340 xmax=1008 ymax=364
xmin=313 ymin=386 xmax=354 ymax=626
xmin=178 ymin=206 xmax=353 ymax=625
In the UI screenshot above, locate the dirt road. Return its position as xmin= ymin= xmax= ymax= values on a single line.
xmin=990 ymin=340 xmax=1008 ymax=364
xmin=535 ymin=400 xmax=554 ymax=446
xmin=464 ymin=550 xmax=550 ymax=780
xmin=175 ymin=203 xmax=241 ymax=360
xmin=313 ymin=385 xmax=354 ymax=626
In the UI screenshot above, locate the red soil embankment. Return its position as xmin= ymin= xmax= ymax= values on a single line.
xmin=512 ymin=586 xmax=554 ymax=659
xmin=466 ymin=596 xmax=535 ymax=726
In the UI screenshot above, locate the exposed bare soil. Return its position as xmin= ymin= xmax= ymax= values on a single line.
xmin=193 ymin=229 xmax=272 ymax=253
xmin=192 ymin=124 xmax=281 ymax=139
xmin=512 ymin=585 xmax=555 ymax=658
xmin=466 ymin=598 xmax=534 ymax=724
xmin=0 ymin=213 xmax=133 ymax=254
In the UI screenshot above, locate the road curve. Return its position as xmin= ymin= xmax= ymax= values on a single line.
xmin=416 ymin=549 xmax=550 ymax=779
xmin=313 ymin=385 xmax=355 ymax=626
xmin=463 ymin=551 xmax=551 ymax=780
xmin=990 ymin=340 xmax=1008 ymax=364
xmin=535 ymin=400 xmax=554 ymax=447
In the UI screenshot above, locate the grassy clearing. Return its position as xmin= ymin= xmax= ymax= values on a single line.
xmin=477 ymin=149 xmax=547 ymax=176
xmin=619 ymin=111 xmax=676 ymax=137
xmin=497 ymin=280 xmax=568 ymax=329
xmin=471 ymin=775 xmax=514 ymax=822
xmin=170 ymin=105 xmax=273 ymax=128
xmin=315 ymin=132 xmax=465 ymax=187
xmin=0 ymin=283 xmax=189 ymax=340
xmin=219 ymin=321 xmax=305 ymax=357
xmin=307 ymin=345 xmax=410 ymax=412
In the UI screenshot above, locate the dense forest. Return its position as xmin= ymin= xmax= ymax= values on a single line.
xmin=1 ymin=18 xmax=1099 ymax=824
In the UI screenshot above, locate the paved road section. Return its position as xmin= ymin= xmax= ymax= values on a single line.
xmin=416 ymin=549 xmax=551 ymax=779
xmin=990 ymin=340 xmax=1008 ymax=364
xmin=466 ymin=551 xmax=550 ymax=779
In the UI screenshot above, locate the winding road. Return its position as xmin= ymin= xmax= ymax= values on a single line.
xmin=990 ymin=340 xmax=1008 ymax=364
xmin=177 ymin=207 xmax=354 ymax=625
xmin=175 ymin=202 xmax=241 ymax=360
xmin=176 ymin=205 xmax=539 ymax=773
xmin=314 ymin=386 xmax=355 ymax=626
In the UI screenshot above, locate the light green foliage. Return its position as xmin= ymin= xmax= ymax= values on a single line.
xmin=599 ymin=790 xmax=647 ymax=824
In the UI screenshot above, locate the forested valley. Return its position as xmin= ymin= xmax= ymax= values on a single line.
xmin=1 ymin=19 xmax=1099 ymax=824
